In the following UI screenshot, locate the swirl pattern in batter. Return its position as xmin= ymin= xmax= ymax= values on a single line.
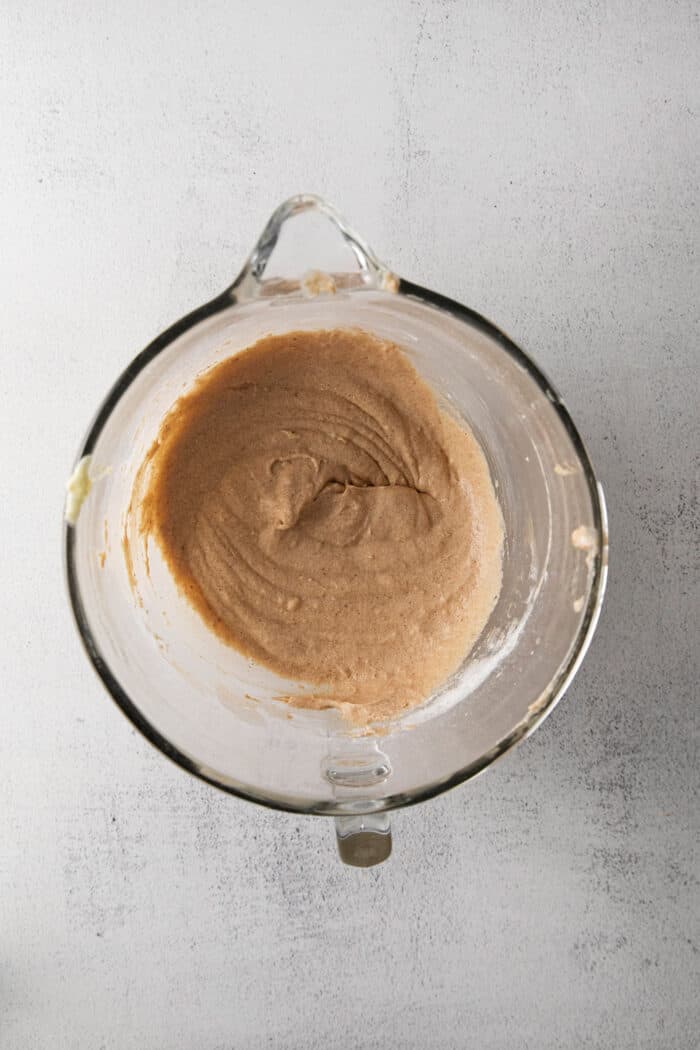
xmin=136 ymin=328 xmax=503 ymax=724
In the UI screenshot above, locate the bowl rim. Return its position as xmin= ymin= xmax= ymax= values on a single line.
xmin=64 ymin=278 xmax=608 ymax=816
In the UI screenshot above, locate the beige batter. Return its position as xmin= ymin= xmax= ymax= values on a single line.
xmin=135 ymin=328 xmax=503 ymax=724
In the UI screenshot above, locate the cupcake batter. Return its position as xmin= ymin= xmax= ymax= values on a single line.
xmin=135 ymin=328 xmax=503 ymax=723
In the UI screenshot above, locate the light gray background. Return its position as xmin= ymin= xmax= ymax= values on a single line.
xmin=2 ymin=2 xmax=698 ymax=1047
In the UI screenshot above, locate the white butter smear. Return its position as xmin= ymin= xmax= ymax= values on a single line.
xmin=302 ymin=270 xmax=337 ymax=297
xmin=64 ymin=455 xmax=92 ymax=525
xmin=571 ymin=524 xmax=598 ymax=572
xmin=554 ymin=462 xmax=578 ymax=476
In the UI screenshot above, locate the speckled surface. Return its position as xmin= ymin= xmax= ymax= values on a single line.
xmin=1 ymin=2 xmax=698 ymax=1047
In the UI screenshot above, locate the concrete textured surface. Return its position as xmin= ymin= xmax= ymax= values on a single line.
xmin=1 ymin=1 xmax=698 ymax=1047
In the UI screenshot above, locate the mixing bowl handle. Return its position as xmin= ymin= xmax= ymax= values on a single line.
xmin=334 ymin=813 xmax=392 ymax=867
xmin=228 ymin=194 xmax=399 ymax=302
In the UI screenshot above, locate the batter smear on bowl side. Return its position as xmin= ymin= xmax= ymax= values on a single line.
xmin=133 ymin=328 xmax=503 ymax=724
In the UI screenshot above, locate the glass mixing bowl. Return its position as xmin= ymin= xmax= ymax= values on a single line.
xmin=65 ymin=195 xmax=608 ymax=866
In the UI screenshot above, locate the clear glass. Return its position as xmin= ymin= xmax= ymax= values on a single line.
xmin=65 ymin=196 xmax=608 ymax=864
